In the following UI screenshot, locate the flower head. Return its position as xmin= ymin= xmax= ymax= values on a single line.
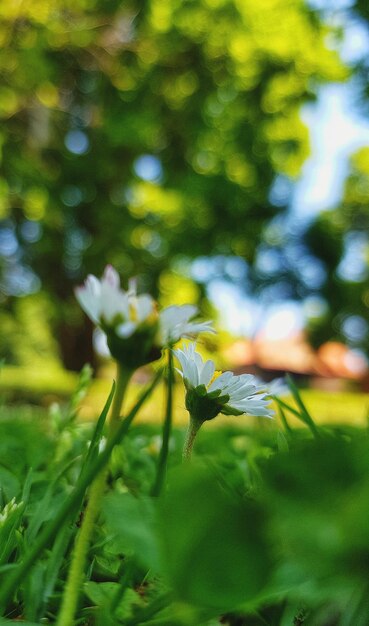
xmin=75 ymin=266 xmax=159 ymax=369
xmin=76 ymin=266 xmax=214 ymax=368
xmin=267 ymin=377 xmax=290 ymax=398
xmin=175 ymin=342 xmax=274 ymax=423
xmin=75 ymin=266 xmax=156 ymax=338
xmin=251 ymin=376 xmax=290 ymax=399
xmin=158 ymin=304 xmax=214 ymax=347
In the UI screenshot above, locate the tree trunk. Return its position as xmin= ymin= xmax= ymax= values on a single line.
xmin=57 ymin=318 xmax=97 ymax=372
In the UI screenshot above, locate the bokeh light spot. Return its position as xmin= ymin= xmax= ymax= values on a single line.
xmin=64 ymin=130 xmax=89 ymax=155
xmin=133 ymin=155 xmax=163 ymax=182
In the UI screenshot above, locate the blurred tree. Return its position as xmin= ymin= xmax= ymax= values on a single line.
xmin=302 ymin=147 xmax=369 ymax=355
xmin=292 ymin=0 xmax=369 ymax=357
xmin=0 ymin=0 xmax=345 ymax=369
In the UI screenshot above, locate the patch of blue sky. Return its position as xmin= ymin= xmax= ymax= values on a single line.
xmin=293 ymin=83 xmax=369 ymax=218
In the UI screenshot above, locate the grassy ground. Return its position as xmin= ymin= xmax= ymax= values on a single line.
xmin=76 ymin=361 xmax=369 ymax=427
xmin=295 ymin=387 xmax=369 ymax=426
xmin=1 ymin=364 xmax=368 ymax=428
xmin=81 ymin=380 xmax=369 ymax=430
xmin=0 ymin=365 xmax=79 ymax=403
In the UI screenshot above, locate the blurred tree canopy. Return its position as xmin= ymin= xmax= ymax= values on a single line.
xmin=0 ymin=0 xmax=345 ymax=369
xmin=303 ymin=147 xmax=369 ymax=355
xmin=297 ymin=1 xmax=369 ymax=357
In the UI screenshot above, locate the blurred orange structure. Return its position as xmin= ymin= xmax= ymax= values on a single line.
xmin=223 ymin=333 xmax=369 ymax=390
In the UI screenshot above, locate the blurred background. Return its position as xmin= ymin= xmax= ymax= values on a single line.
xmin=1 ymin=0 xmax=369 ymax=406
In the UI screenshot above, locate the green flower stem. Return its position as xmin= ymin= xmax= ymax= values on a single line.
xmin=56 ymin=364 xmax=132 ymax=626
xmin=151 ymin=348 xmax=174 ymax=496
xmin=55 ymin=471 xmax=106 ymax=626
xmin=109 ymin=365 xmax=132 ymax=434
xmin=182 ymin=415 xmax=203 ymax=461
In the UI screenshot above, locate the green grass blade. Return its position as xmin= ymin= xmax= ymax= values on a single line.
xmin=21 ymin=469 xmax=34 ymax=503
xmin=273 ymin=396 xmax=305 ymax=419
xmin=277 ymin=403 xmax=292 ymax=436
xmin=286 ymin=375 xmax=321 ymax=438
xmin=39 ymin=525 xmax=74 ymax=619
xmin=80 ymin=380 xmax=115 ymax=478
xmin=25 ymin=453 xmax=85 ymax=545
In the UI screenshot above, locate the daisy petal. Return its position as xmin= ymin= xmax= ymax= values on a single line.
xmin=136 ymin=294 xmax=154 ymax=323
xmin=199 ymin=359 xmax=215 ymax=386
xmin=102 ymin=265 xmax=120 ymax=289
xmin=208 ymin=371 xmax=233 ymax=392
xmin=75 ymin=285 xmax=100 ymax=324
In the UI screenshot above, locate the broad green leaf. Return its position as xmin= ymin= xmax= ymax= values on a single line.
xmin=0 ymin=467 xmax=20 ymax=501
xmin=158 ymin=464 xmax=272 ymax=611
xmin=262 ymin=437 xmax=369 ymax=589
xmin=84 ymin=582 xmax=145 ymax=621
xmin=103 ymin=492 xmax=160 ymax=571
xmin=84 ymin=581 xmax=120 ymax=606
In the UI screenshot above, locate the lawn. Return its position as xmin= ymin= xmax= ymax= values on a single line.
xmin=1 ymin=364 xmax=367 ymax=427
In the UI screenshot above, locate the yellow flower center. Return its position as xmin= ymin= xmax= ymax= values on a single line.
xmin=129 ymin=300 xmax=158 ymax=326
xmin=146 ymin=303 xmax=159 ymax=326
xmin=209 ymin=370 xmax=222 ymax=387
xmin=129 ymin=302 xmax=138 ymax=322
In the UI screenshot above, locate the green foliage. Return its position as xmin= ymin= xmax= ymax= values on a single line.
xmin=263 ymin=436 xmax=369 ymax=586
xmin=103 ymin=492 xmax=160 ymax=571
xmin=158 ymin=463 xmax=272 ymax=612
xmin=0 ymin=0 xmax=346 ymax=368
xmin=0 ymin=294 xmax=61 ymax=368
xmin=305 ymin=212 xmax=345 ymax=269
xmin=303 ymin=146 xmax=369 ymax=354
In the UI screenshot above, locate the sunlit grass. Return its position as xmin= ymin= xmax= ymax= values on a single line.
xmin=297 ymin=387 xmax=369 ymax=426
xmin=81 ymin=381 xmax=369 ymax=427
xmin=1 ymin=364 xmax=368 ymax=427
xmin=0 ymin=365 xmax=77 ymax=403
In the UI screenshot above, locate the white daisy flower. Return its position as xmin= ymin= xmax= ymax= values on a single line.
xmin=158 ymin=304 xmax=215 ymax=346
xmin=75 ymin=265 xmax=156 ymax=340
xmin=267 ymin=377 xmax=290 ymax=398
xmin=75 ymin=265 xmax=159 ymax=368
xmin=252 ymin=376 xmax=290 ymax=399
xmin=76 ymin=266 xmax=215 ymax=368
xmin=175 ymin=342 xmax=274 ymax=422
